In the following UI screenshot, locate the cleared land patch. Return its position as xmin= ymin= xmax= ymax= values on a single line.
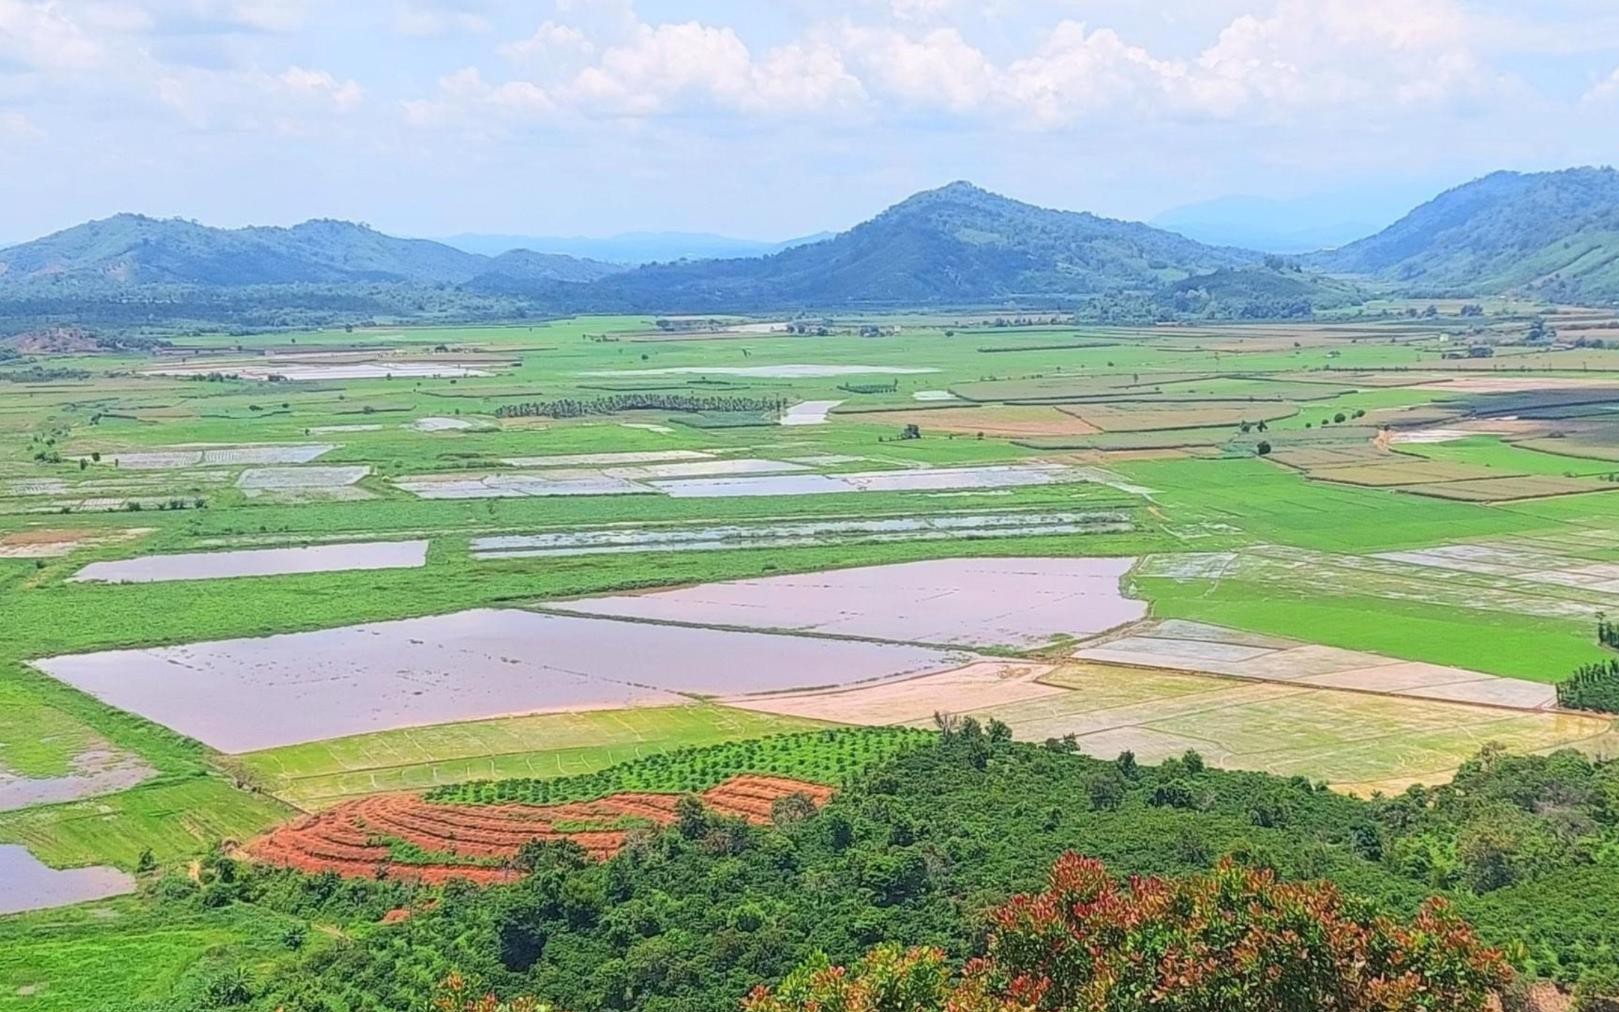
xmin=837 ymin=405 xmax=1102 ymax=438
xmin=246 ymin=774 xmax=834 ymax=884
xmin=69 ymin=539 xmax=429 ymax=584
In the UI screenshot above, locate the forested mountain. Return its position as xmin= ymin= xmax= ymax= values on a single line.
xmin=525 ymin=182 xmax=1269 ymax=310
xmin=0 ymin=215 xmax=618 ymax=288
xmin=1309 ymin=167 xmax=1619 ymax=301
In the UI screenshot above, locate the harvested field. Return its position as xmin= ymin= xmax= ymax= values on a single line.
xmin=1415 ymin=376 xmax=1619 ymax=393
xmin=1071 ymin=620 xmax=1557 ymax=710
xmin=0 ymin=527 xmax=149 ymax=559
xmin=1065 ymin=403 xmax=1299 ymax=433
xmin=1265 ymin=447 xmax=1389 ymax=470
xmin=934 ymin=661 xmax=1608 ymax=794
xmin=1400 ymin=475 xmax=1616 ymax=501
xmin=33 ymin=609 xmax=966 ymax=752
xmin=245 ymin=774 xmax=833 ymax=883
xmin=236 ymin=465 xmax=371 ymax=500
xmin=839 ymin=405 xmax=1101 ymax=438
xmin=557 ymin=557 xmax=1146 ymax=649
xmin=724 ymin=661 xmax=1063 ymax=725
xmin=70 ymin=539 xmax=428 ymax=584
xmin=1305 ymin=460 xmax=1511 ymax=486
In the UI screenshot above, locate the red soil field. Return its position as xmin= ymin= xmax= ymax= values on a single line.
xmin=245 ymin=774 xmax=834 ymax=884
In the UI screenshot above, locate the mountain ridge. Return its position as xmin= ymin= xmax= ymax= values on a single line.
xmin=1307 ymin=166 xmax=1619 ymax=301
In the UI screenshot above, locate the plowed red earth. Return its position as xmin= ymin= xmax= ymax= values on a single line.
xmin=246 ymin=774 xmax=834 ymax=884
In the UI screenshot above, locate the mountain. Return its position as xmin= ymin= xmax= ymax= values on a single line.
xmin=0 ymin=214 xmax=616 ymax=288
xmin=527 ymin=182 xmax=1269 ymax=310
xmin=1309 ymin=167 xmax=1619 ymax=300
xmin=1151 ymin=195 xmax=1391 ymax=254
xmin=439 ymin=230 xmax=832 ymax=265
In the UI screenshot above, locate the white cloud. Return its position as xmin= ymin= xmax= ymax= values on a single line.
xmin=0 ymin=0 xmax=104 ymax=70
xmin=279 ymin=66 xmax=364 ymax=111
xmin=1584 ymin=67 xmax=1619 ymax=103
xmin=501 ymin=21 xmax=594 ymax=62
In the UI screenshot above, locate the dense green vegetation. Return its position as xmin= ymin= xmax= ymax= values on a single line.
xmin=1557 ymin=659 xmax=1619 ymax=712
xmin=9 ymin=730 xmax=1601 ymax=1011
xmin=1312 ymin=167 xmax=1619 ymax=302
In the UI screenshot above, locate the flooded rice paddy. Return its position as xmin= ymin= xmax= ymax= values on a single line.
xmin=103 ymin=444 xmax=334 ymax=469
xmin=70 ymin=540 xmax=429 ymax=584
xmin=471 ymin=512 xmax=1131 ymax=560
xmin=781 ymin=400 xmax=843 ymax=426
xmin=396 ymin=462 xmax=1085 ymax=500
xmin=33 ymin=609 xmax=966 ymax=752
xmin=0 ymin=748 xmax=156 ymax=811
xmin=0 ymin=846 xmax=134 ymax=914
xmin=580 ymin=365 xmax=938 ymax=379
xmin=557 ymin=557 xmax=1146 ymax=648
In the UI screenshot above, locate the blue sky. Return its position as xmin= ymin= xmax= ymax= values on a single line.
xmin=2 ymin=0 xmax=1617 ymax=241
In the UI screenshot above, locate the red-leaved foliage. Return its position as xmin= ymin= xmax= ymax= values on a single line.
xmin=744 ymin=854 xmax=1511 ymax=1012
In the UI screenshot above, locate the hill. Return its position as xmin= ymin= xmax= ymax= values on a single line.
xmin=0 ymin=215 xmax=617 ymax=288
xmin=440 ymin=230 xmax=831 ymax=264
xmin=539 ymin=182 xmax=1269 ymax=310
xmin=1310 ymin=167 xmax=1619 ymax=301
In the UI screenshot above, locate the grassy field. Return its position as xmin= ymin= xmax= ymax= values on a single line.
xmin=9 ymin=311 xmax=1619 ymax=880
xmin=235 ymin=704 xmax=831 ymax=809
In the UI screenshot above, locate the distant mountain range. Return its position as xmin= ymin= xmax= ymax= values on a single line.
xmin=512 ymin=181 xmax=1272 ymax=311
xmin=5 ymin=168 xmax=1618 ymax=328
xmin=1308 ymin=167 xmax=1619 ymax=301
xmin=437 ymin=231 xmax=832 ymax=265
xmin=0 ymin=215 xmax=622 ymax=289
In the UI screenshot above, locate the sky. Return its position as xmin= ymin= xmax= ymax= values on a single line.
xmin=2 ymin=0 xmax=1618 ymax=242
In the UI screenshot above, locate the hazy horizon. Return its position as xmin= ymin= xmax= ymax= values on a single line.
xmin=2 ymin=1 xmax=1617 ymax=242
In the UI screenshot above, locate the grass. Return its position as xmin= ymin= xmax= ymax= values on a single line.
xmin=0 ymin=776 xmax=289 ymax=869
xmin=0 ymin=898 xmax=310 ymax=1012
xmin=234 ymin=704 xmax=833 ymax=809
xmin=426 ymin=726 xmax=930 ymax=805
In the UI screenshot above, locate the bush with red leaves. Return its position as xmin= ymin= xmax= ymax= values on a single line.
xmin=744 ymin=854 xmax=1511 ymax=1012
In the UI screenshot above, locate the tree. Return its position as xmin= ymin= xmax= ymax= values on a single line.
xmin=1256 ymin=440 xmax=1272 ymax=456
xmin=746 ymin=854 xmax=1511 ymax=1012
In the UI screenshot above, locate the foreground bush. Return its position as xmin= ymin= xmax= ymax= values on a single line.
xmin=746 ymin=853 xmax=1510 ymax=1012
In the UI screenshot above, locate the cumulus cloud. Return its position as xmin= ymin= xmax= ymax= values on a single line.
xmin=279 ymin=66 xmax=364 ymax=111
xmin=421 ymin=0 xmax=1497 ymax=133
xmin=0 ymin=0 xmax=104 ymax=70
